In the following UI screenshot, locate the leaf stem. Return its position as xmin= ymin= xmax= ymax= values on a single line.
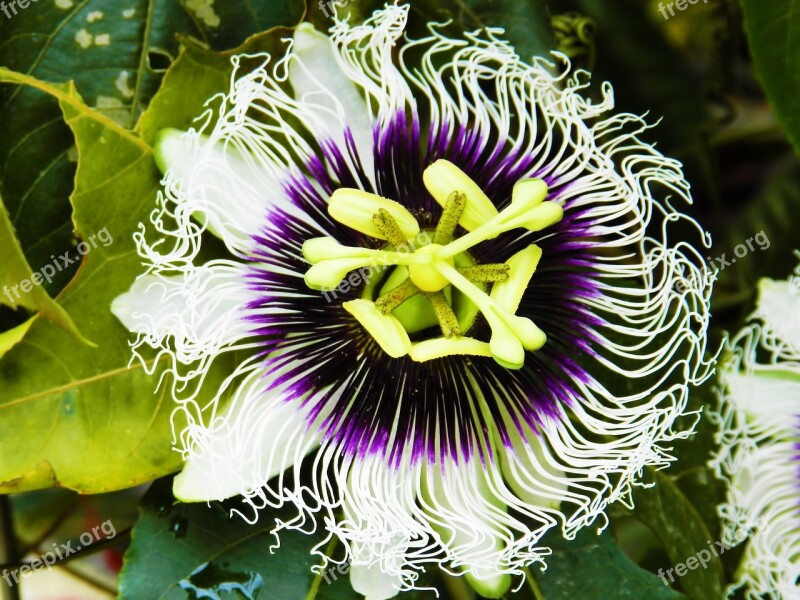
xmin=441 ymin=572 xmax=475 ymax=600
xmin=0 ymin=68 xmax=152 ymax=154
xmin=304 ymin=535 xmax=338 ymax=600
xmin=0 ymin=496 xmax=20 ymax=600
xmin=524 ymin=567 xmax=545 ymax=600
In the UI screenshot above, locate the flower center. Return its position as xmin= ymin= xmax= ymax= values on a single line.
xmin=302 ymin=160 xmax=564 ymax=369
xmin=407 ymin=244 xmax=452 ymax=292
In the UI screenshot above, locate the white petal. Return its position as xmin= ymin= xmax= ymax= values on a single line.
xmin=724 ymin=370 xmax=800 ymax=435
xmin=111 ymin=264 xmax=252 ymax=367
xmin=342 ymin=455 xmax=414 ymax=600
xmin=173 ymin=370 xmax=321 ymax=502
xmin=421 ymin=460 xmax=512 ymax=599
xmin=350 ymin=563 xmax=402 ymax=600
xmin=155 ymin=129 xmax=287 ymax=250
xmin=756 ymin=277 xmax=800 ymax=351
xmin=498 ymin=423 xmax=567 ymax=511
xmin=290 ymin=24 xmax=374 ymax=182
xmin=717 ymin=442 xmax=800 ymax=599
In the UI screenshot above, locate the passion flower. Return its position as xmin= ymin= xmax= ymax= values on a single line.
xmin=113 ymin=5 xmax=713 ymax=597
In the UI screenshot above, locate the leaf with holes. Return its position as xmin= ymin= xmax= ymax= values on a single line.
xmin=0 ymin=0 xmax=304 ymax=324
xmin=0 ymin=58 xmax=245 ymax=493
xmin=120 ymin=478 xmax=438 ymax=600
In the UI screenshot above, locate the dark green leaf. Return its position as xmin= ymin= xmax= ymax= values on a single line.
xmin=0 ymin=0 xmax=304 ymax=309
xmin=530 ymin=527 xmax=686 ymax=600
xmin=740 ymin=0 xmax=800 ymax=156
xmin=137 ymin=30 xmax=295 ymax=146
xmin=628 ymin=469 xmax=725 ymax=600
xmin=668 ymin=380 xmax=727 ymax=542
xmin=120 ymin=479 xmax=362 ymax=600
xmin=444 ymin=0 xmax=555 ymax=60
xmin=0 ymin=69 xmax=198 ymax=493
xmin=548 ymin=0 xmax=708 ymax=154
xmin=0 ymin=12 xmax=303 ymax=494
xmin=309 ymin=0 xmax=554 ymax=60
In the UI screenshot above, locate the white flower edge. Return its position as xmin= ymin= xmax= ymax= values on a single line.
xmin=710 ymin=257 xmax=800 ymax=599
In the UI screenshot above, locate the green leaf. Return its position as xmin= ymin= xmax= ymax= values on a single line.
xmin=529 ymin=527 xmax=685 ymax=600
xmin=668 ymin=382 xmax=727 ymax=543
xmin=180 ymin=0 xmax=305 ymax=51
xmin=0 ymin=317 xmax=34 ymax=359
xmin=0 ymin=0 xmax=311 ymax=494
xmin=0 ymin=1 xmax=151 ymax=302
xmin=445 ymin=0 xmax=555 ymax=60
xmin=120 ymin=479 xmax=361 ymax=600
xmin=740 ymin=0 xmax=800 ymax=156
xmin=136 ymin=30 xmax=294 ymax=146
xmin=0 ymin=0 xmax=304 ymax=311
xmin=0 ymin=22 xmax=303 ymax=493
xmin=0 ymin=68 xmax=190 ymax=494
xmin=0 ymin=194 xmax=87 ymax=342
xmin=628 ymin=469 xmax=725 ymax=600
xmin=135 ymin=37 xmax=233 ymax=146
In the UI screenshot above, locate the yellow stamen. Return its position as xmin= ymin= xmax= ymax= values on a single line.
xmin=409 ymin=337 xmax=494 ymax=362
xmin=343 ymin=299 xmax=412 ymax=358
xmin=423 ymin=160 xmax=499 ymax=231
xmin=304 ymin=166 xmax=561 ymax=368
xmin=329 ymin=189 xmax=420 ymax=240
xmin=491 ymin=245 xmax=543 ymax=313
xmin=439 ymin=194 xmax=560 ymax=258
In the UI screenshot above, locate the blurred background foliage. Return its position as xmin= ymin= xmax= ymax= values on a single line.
xmin=0 ymin=0 xmax=797 ymax=598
